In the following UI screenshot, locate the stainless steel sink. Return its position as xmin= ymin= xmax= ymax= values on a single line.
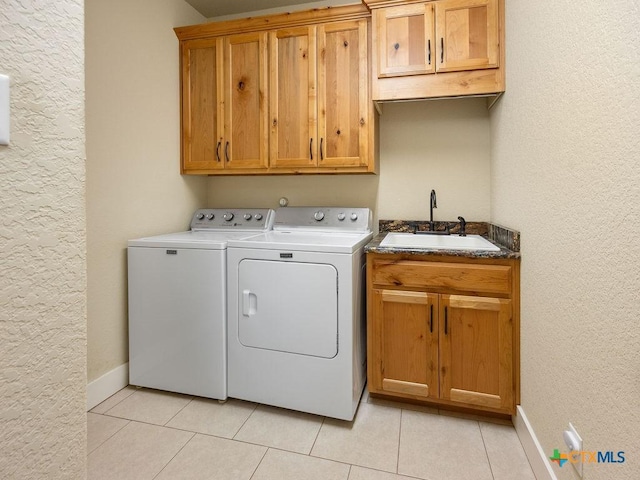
xmin=380 ymin=233 xmax=500 ymax=251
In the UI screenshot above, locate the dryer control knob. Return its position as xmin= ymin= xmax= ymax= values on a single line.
xmin=350 ymin=213 xmax=359 ymax=221
xmin=254 ymin=213 xmax=263 ymax=221
xmin=314 ymin=211 xmax=325 ymax=221
xmin=337 ymin=213 xmax=346 ymax=221
xmin=223 ymin=212 xmax=234 ymax=221
xmin=243 ymin=213 xmax=252 ymax=220
xmin=196 ymin=213 xmax=205 ymax=220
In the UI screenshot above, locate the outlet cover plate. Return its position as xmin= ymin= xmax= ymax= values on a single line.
xmin=0 ymin=74 xmax=9 ymax=145
xmin=566 ymin=423 xmax=583 ymax=477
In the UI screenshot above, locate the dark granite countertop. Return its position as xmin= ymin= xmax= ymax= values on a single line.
xmin=365 ymin=220 xmax=521 ymax=259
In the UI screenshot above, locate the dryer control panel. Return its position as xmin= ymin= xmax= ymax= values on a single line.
xmin=190 ymin=209 xmax=274 ymax=231
xmin=273 ymin=207 xmax=371 ymax=232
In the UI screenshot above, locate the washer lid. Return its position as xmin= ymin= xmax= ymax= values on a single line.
xmin=128 ymin=231 xmax=264 ymax=249
xmin=227 ymin=231 xmax=374 ymax=254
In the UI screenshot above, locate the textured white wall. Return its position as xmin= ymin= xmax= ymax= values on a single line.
xmin=209 ymin=99 xmax=491 ymax=223
xmin=0 ymin=1 xmax=86 ymax=478
xmin=490 ymin=1 xmax=640 ymax=479
xmin=86 ymin=0 xmax=207 ymax=383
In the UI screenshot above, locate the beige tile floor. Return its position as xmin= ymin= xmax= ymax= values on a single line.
xmin=88 ymin=386 xmax=536 ymax=480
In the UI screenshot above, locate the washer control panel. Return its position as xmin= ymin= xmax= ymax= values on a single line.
xmin=273 ymin=207 xmax=371 ymax=232
xmin=190 ymin=208 xmax=274 ymax=230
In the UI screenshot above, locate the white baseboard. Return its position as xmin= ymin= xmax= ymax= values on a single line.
xmin=87 ymin=363 xmax=129 ymax=411
xmin=513 ymin=406 xmax=558 ymax=480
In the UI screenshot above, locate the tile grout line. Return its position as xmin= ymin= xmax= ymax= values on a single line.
xmin=396 ymin=409 xmax=403 ymax=474
xmin=150 ymin=431 xmax=197 ymax=480
xmin=162 ymin=395 xmax=195 ymax=427
xmin=231 ymin=402 xmax=259 ymax=440
xmin=248 ymin=446 xmax=270 ymax=480
xmin=478 ymin=421 xmax=497 ymax=480
xmin=87 ymin=416 xmax=131 ymax=456
xmin=308 ymin=415 xmax=327 ymax=456
xmin=91 ymin=386 xmax=138 ymax=415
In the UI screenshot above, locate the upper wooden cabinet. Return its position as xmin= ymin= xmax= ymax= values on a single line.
xmin=318 ymin=21 xmax=370 ymax=169
xmin=436 ymin=0 xmax=499 ymax=73
xmin=180 ymin=34 xmax=268 ymax=174
xmin=224 ymin=33 xmax=269 ymax=170
xmin=175 ymin=5 xmax=376 ymax=175
xmin=375 ymin=3 xmax=435 ymax=78
xmin=269 ymin=26 xmax=317 ymax=169
xmin=180 ymin=38 xmax=223 ymax=173
xmin=269 ymin=21 xmax=370 ymax=169
xmin=363 ymin=0 xmax=504 ymax=101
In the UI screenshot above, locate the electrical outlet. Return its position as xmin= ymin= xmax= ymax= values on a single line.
xmin=563 ymin=423 xmax=583 ymax=477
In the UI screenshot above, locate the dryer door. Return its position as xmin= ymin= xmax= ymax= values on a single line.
xmin=237 ymin=259 xmax=338 ymax=358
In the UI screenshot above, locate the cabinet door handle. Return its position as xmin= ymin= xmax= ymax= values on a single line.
xmin=216 ymin=141 xmax=221 ymax=162
xmin=320 ymin=138 xmax=324 ymax=160
xmin=225 ymin=141 xmax=229 ymax=162
xmin=429 ymin=304 xmax=433 ymax=333
xmin=444 ymin=306 xmax=448 ymax=335
xmin=440 ymin=37 xmax=444 ymax=64
xmin=310 ymin=138 xmax=313 ymax=160
xmin=428 ymin=39 xmax=431 ymax=65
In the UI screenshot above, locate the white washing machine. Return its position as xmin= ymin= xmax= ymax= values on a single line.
xmin=226 ymin=207 xmax=373 ymax=420
xmin=127 ymin=208 xmax=273 ymax=400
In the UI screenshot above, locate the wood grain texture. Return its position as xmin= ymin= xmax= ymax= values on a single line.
xmin=367 ymin=0 xmax=504 ymax=101
xmin=224 ymin=32 xmax=268 ymax=169
xmin=370 ymin=288 xmax=439 ymax=400
xmin=181 ymin=38 xmax=224 ymax=172
xmin=317 ymin=20 xmax=369 ymax=167
xmin=371 ymin=259 xmax=512 ymax=295
xmin=269 ymin=26 xmax=317 ymax=168
xmin=375 ymin=3 xmax=434 ymax=78
xmin=439 ymin=294 xmax=513 ymax=412
xmin=367 ymin=253 xmax=518 ymax=414
xmin=177 ymin=6 xmax=377 ymax=175
xmin=175 ymin=4 xmax=370 ymax=40
xmin=436 ymin=0 xmax=498 ymax=73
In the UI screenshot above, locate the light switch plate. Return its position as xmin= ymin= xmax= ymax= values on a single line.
xmin=0 ymin=74 xmax=9 ymax=145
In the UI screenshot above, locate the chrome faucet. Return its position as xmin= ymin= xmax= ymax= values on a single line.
xmin=429 ymin=189 xmax=437 ymax=231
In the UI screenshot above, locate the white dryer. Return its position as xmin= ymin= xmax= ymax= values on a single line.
xmin=226 ymin=207 xmax=372 ymax=420
xmin=127 ymin=208 xmax=273 ymax=400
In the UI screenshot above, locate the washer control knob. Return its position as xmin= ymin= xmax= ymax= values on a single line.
xmin=206 ymin=213 xmax=215 ymax=220
xmin=337 ymin=213 xmax=346 ymax=221
xmin=196 ymin=213 xmax=205 ymax=220
xmin=314 ymin=211 xmax=325 ymax=221
xmin=350 ymin=213 xmax=359 ymax=221
xmin=243 ymin=213 xmax=252 ymax=220
xmin=254 ymin=213 xmax=263 ymax=221
xmin=223 ymin=212 xmax=234 ymax=221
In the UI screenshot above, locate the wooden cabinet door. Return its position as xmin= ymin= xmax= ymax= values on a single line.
xmin=181 ymin=38 xmax=224 ymax=172
xmin=435 ymin=0 xmax=499 ymax=73
xmin=370 ymin=289 xmax=439 ymax=400
xmin=439 ymin=295 xmax=513 ymax=412
xmin=269 ymin=26 xmax=317 ymax=168
xmin=223 ymin=33 xmax=269 ymax=170
xmin=374 ymin=3 xmax=435 ymax=78
xmin=317 ymin=20 xmax=369 ymax=168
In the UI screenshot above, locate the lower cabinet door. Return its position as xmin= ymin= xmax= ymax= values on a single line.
xmin=439 ymin=295 xmax=513 ymax=412
xmin=370 ymin=289 xmax=439 ymax=400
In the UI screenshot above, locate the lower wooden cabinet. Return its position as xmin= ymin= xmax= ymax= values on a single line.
xmin=367 ymin=253 xmax=519 ymax=415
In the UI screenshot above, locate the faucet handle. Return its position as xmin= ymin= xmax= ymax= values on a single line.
xmin=457 ymin=216 xmax=467 ymax=236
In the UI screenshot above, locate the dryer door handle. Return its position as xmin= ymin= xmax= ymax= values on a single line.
xmin=242 ymin=290 xmax=258 ymax=317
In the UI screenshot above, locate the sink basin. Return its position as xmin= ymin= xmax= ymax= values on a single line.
xmin=380 ymin=233 xmax=500 ymax=251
